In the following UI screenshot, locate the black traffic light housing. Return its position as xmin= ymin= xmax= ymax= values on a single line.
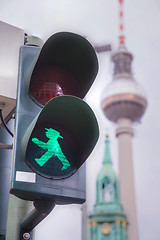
xmin=10 ymin=32 xmax=99 ymax=204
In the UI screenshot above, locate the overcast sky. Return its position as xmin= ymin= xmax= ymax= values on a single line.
xmin=0 ymin=0 xmax=160 ymax=240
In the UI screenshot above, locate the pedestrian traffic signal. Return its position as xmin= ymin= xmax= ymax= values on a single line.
xmin=10 ymin=32 xmax=99 ymax=204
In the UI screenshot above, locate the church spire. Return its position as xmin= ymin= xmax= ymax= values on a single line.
xmin=89 ymin=136 xmax=128 ymax=240
xmin=103 ymin=135 xmax=112 ymax=165
xmin=95 ymin=135 xmax=121 ymax=205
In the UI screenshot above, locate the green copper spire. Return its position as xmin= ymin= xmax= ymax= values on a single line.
xmin=89 ymin=135 xmax=128 ymax=240
xmin=103 ymin=135 xmax=112 ymax=165
xmin=95 ymin=135 xmax=121 ymax=205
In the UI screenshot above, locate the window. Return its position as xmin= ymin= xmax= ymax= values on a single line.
xmin=101 ymin=178 xmax=112 ymax=202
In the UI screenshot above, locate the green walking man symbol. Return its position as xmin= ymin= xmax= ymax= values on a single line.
xmin=32 ymin=128 xmax=71 ymax=170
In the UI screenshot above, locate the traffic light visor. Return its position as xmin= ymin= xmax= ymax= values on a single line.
xmin=27 ymin=32 xmax=99 ymax=106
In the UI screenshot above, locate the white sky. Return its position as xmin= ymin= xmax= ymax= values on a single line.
xmin=0 ymin=0 xmax=160 ymax=240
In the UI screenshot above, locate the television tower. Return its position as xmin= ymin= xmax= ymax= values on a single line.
xmin=101 ymin=1 xmax=147 ymax=240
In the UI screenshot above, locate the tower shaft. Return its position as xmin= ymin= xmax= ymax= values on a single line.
xmin=116 ymin=118 xmax=139 ymax=240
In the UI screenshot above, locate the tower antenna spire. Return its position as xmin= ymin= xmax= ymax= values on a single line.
xmin=119 ymin=0 xmax=125 ymax=47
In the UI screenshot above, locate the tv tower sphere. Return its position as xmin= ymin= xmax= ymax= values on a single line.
xmin=101 ymin=47 xmax=147 ymax=123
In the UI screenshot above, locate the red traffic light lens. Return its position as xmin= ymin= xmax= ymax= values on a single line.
xmin=29 ymin=65 xmax=78 ymax=106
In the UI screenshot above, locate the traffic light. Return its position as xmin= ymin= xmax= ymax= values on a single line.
xmin=10 ymin=32 xmax=99 ymax=204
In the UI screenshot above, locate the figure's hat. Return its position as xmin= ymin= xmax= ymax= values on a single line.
xmin=45 ymin=128 xmax=63 ymax=138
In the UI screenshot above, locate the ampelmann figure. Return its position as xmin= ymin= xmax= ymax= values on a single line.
xmin=32 ymin=128 xmax=71 ymax=170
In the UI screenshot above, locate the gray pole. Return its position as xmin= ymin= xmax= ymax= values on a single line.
xmin=5 ymin=196 xmax=34 ymax=240
xmin=0 ymin=119 xmax=13 ymax=239
xmin=81 ymin=202 xmax=88 ymax=240
xmin=0 ymin=117 xmax=34 ymax=240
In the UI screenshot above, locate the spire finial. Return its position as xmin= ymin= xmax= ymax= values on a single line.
xmin=103 ymin=134 xmax=112 ymax=165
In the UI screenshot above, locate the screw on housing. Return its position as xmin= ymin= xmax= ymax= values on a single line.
xmin=23 ymin=232 xmax=30 ymax=240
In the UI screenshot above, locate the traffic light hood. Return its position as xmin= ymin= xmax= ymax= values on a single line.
xmin=27 ymin=32 xmax=99 ymax=106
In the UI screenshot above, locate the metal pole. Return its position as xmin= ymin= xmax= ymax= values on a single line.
xmin=3 ymin=117 xmax=34 ymax=240
xmin=0 ymin=119 xmax=13 ymax=238
xmin=81 ymin=202 xmax=88 ymax=240
xmin=5 ymin=196 xmax=34 ymax=240
xmin=19 ymin=200 xmax=55 ymax=240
